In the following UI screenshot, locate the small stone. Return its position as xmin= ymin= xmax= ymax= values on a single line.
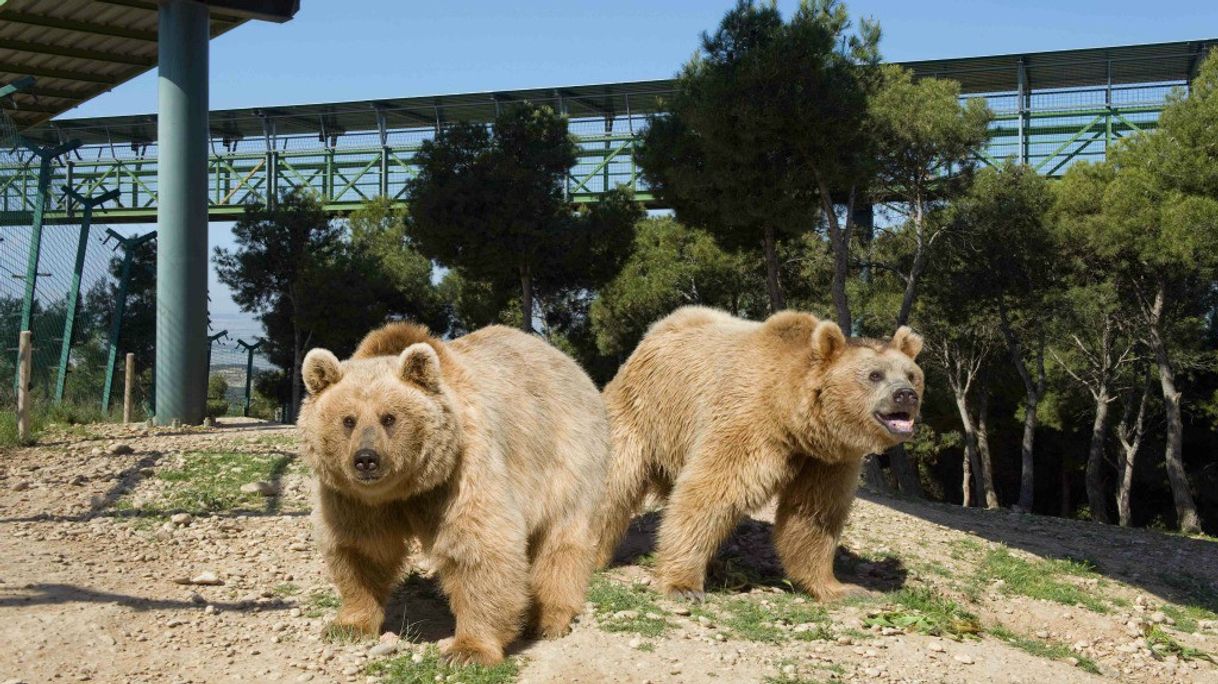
xmin=290 ymin=608 xmax=302 ymax=618
xmin=669 ymin=666 xmax=681 ymax=675
xmin=69 ymin=475 xmax=87 ymax=486
xmin=954 ymin=654 xmax=975 ymax=665
xmin=188 ymin=592 xmax=206 ymax=604
xmin=289 ymin=542 xmax=310 ymax=552
xmin=836 ymin=636 xmax=853 ymax=645
xmin=170 ymin=513 xmax=193 ymax=526
xmin=628 ymin=637 xmax=643 ymax=649
xmin=410 ymin=653 xmax=423 ymax=664
xmin=241 ymin=481 xmax=277 ymax=496
xmin=1149 ymin=611 xmax=1168 ymax=624
xmin=12 ymin=482 xmax=29 ymax=491
xmin=613 ymin=610 xmax=640 ymax=620
xmin=864 ymin=668 xmax=881 ymax=677
xmin=672 ymin=606 xmax=691 ymax=616
xmin=1065 ymin=657 xmax=1079 ymax=666
xmin=177 ymin=571 xmax=223 ymax=586
xmin=109 ymin=444 xmax=134 ymax=455
xmin=368 ymin=642 xmax=397 ymax=658
xmin=204 ymin=605 xmax=217 ymax=615
xmin=1035 ymin=630 xmax=1050 ymax=639
xmin=928 ymin=642 xmax=946 ymax=653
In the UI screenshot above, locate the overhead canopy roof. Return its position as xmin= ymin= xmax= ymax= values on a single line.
xmin=13 ymin=38 xmax=1218 ymax=146
xmin=0 ymin=0 xmax=297 ymax=129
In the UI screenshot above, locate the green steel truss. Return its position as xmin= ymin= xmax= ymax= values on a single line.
xmin=1 ymin=40 xmax=1211 ymax=225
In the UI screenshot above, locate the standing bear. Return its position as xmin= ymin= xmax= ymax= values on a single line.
xmin=594 ymin=306 xmax=923 ymax=601
xmin=298 ymin=322 xmax=610 ymax=665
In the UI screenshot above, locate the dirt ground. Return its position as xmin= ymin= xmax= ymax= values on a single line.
xmin=1 ymin=419 xmax=1216 ymax=684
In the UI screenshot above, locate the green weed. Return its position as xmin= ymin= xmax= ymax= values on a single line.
xmin=1145 ymin=625 xmax=1215 ymax=662
xmin=586 ymin=575 xmax=670 ymax=636
xmin=863 ymin=587 xmax=981 ymax=640
xmin=976 ymin=547 xmax=1108 ymax=613
xmin=989 ymin=625 xmax=1100 ymax=674
xmin=368 ymin=646 xmax=520 ymax=684
xmin=714 ymin=593 xmax=831 ymax=643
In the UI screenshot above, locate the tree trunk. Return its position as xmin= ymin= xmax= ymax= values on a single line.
xmin=962 ymin=438 xmax=973 ymax=507
xmin=887 ymin=443 xmax=923 ymax=498
xmin=762 ymin=225 xmax=786 ymax=312
xmin=954 ymin=391 xmax=980 ymax=507
xmin=1085 ymin=386 xmax=1113 ymax=524
xmin=815 ymin=175 xmax=852 ymax=331
xmin=895 ymin=196 xmax=928 ymax=328
xmin=1146 ymin=280 xmax=1201 ymax=534
xmin=860 ymin=455 xmax=890 ymax=494
xmin=999 ymin=303 xmax=1042 ymax=513
xmin=1116 ymin=382 xmax=1149 ymax=528
xmin=975 ymin=383 xmax=999 ymax=509
xmin=519 ymin=263 xmax=535 ymax=334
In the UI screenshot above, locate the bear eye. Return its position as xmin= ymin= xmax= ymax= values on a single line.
xmin=381 ymin=414 xmax=396 ymax=428
xmin=342 ymin=416 xmax=356 ymax=429
xmin=868 ymin=370 xmax=884 ymax=383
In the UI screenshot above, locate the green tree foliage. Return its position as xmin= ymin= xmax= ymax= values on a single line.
xmin=1049 ymin=50 xmax=1218 ymax=533
xmin=942 ymin=161 xmax=1056 ymax=512
xmin=406 ymin=103 xmax=639 ymax=333
xmin=636 ymin=0 xmax=878 ymax=318
xmin=591 ymin=217 xmax=768 ymax=357
xmin=866 ymin=65 xmax=992 ymax=327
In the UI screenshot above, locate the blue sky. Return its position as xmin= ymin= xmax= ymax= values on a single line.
xmin=71 ymin=0 xmax=1218 ymax=331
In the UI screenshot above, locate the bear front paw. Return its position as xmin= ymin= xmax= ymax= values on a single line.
xmin=536 ymin=610 xmax=576 ymax=639
xmin=439 ymin=636 xmax=503 ymax=666
xmin=330 ymin=606 xmax=384 ymax=638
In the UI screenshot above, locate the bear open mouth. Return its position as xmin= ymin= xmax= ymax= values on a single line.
xmin=874 ymin=411 xmax=915 ymax=437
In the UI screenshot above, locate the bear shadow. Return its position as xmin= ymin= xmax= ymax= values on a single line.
xmin=611 ymin=511 xmax=908 ymax=595
xmin=382 ymin=572 xmax=455 ymax=644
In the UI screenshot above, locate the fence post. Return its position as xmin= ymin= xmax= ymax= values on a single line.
xmin=17 ymin=331 xmax=32 ymax=443
xmin=123 ymin=353 xmax=135 ymax=424
xmin=55 ymin=187 xmax=121 ymax=403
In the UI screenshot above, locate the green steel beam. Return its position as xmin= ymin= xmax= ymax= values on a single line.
xmin=0 ymin=75 xmax=35 ymax=100
xmin=53 ymin=186 xmax=122 ymax=403
xmin=0 ymin=39 xmax=155 ymax=67
xmin=101 ymin=229 xmax=157 ymax=413
xmin=205 ymin=329 xmax=229 ymax=381
xmin=236 ymin=338 xmax=263 ymax=417
xmin=0 ymin=10 xmax=159 ymax=42
xmin=14 ymin=138 xmax=81 ymax=391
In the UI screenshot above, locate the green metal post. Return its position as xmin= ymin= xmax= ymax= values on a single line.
xmin=54 ymin=187 xmax=121 ymax=403
xmin=101 ymin=230 xmax=156 ymax=413
xmin=205 ymin=329 xmax=228 ymax=380
xmin=15 ymin=138 xmax=80 ymax=391
xmin=156 ymin=0 xmax=210 ymax=425
xmin=236 ymin=338 xmax=262 ymax=417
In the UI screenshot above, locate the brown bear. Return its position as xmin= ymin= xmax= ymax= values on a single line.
xmin=298 ymin=322 xmax=610 ymax=665
xmin=593 ymin=306 xmax=924 ymax=602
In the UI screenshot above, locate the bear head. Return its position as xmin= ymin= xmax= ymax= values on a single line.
xmin=297 ymin=342 xmax=462 ymax=503
xmin=796 ymin=321 xmax=925 ymax=457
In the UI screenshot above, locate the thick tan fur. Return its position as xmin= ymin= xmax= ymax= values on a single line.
xmin=298 ymin=324 xmax=610 ymax=665
xmin=594 ymin=306 xmax=924 ymax=601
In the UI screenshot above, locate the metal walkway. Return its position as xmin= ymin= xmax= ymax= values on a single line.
xmin=2 ymin=39 xmax=1215 ymax=225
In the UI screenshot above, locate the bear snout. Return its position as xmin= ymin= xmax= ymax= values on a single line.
xmin=892 ymin=387 xmax=918 ymax=408
xmin=353 ymin=449 xmax=382 ymax=479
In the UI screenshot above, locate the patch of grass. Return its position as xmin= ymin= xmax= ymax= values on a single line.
xmin=989 ymin=625 xmax=1100 ymax=674
xmin=305 ymin=589 xmax=341 ymax=618
xmin=273 ymin=582 xmax=301 ymax=597
xmin=975 ymin=547 xmax=1108 ymax=613
xmin=368 ymin=646 xmax=520 ymax=684
xmin=150 ymin=450 xmax=294 ymax=514
xmin=714 ymin=593 xmax=831 ymax=643
xmin=1160 ymin=602 xmax=1215 ymax=634
xmin=636 ymin=641 xmax=655 ymax=652
xmin=322 ymin=623 xmax=365 ymax=644
xmin=586 ymin=575 xmax=670 ymax=637
xmin=948 ymin=538 xmax=984 ymax=560
xmin=0 ymin=410 xmax=42 ymax=447
xmin=863 ymin=587 xmax=982 ymax=640
xmin=1145 ymin=625 xmax=1215 ymax=662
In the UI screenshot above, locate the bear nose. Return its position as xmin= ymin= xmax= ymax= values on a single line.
xmin=353 ymin=449 xmax=380 ymax=473
xmin=892 ymin=388 xmax=918 ymax=407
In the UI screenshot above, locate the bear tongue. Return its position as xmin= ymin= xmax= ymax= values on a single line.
xmin=885 ymin=416 xmax=914 ymax=433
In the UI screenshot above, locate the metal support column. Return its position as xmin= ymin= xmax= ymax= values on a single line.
xmin=1017 ymin=59 xmax=1030 ymax=165
xmin=102 ymin=230 xmax=156 ymax=413
xmin=156 ymin=0 xmax=210 ymax=424
xmin=236 ymin=337 xmax=262 ymax=417
xmin=14 ymin=138 xmax=80 ymax=391
xmin=54 ymin=187 xmax=121 ymax=403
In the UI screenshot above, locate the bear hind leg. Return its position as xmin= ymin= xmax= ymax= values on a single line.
xmin=591 ymin=429 xmax=654 ymax=568
xmin=529 ymin=515 xmax=597 ymax=639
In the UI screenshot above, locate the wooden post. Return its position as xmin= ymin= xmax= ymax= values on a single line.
xmin=17 ymin=330 xmax=32 ymax=443
xmin=123 ymin=353 xmax=135 ymax=424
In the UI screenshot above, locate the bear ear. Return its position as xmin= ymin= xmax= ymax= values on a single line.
xmin=302 ymin=349 xmax=343 ymax=395
xmin=891 ymin=326 xmax=924 ymax=360
xmin=398 ymin=343 xmax=443 ymax=393
xmin=811 ymin=320 xmax=847 ymax=362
